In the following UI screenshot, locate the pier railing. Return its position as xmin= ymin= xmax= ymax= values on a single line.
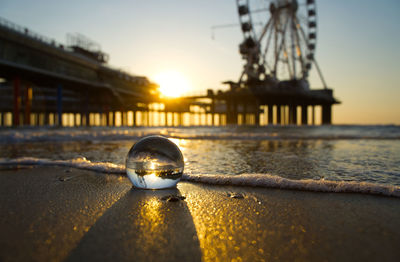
xmin=0 ymin=16 xmax=72 ymax=51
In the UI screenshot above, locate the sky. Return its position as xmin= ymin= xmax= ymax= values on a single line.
xmin=1 ymin=0 xmax=399 ymax=124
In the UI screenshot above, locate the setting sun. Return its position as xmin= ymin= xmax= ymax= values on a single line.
xmin=153 ymin=70 xmax=190 ymax=97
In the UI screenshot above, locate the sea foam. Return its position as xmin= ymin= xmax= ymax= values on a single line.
xmin=1 ymin=157 xmax=399 ymax=198
xmin=0 ymin=157 xmax=125 ymax=173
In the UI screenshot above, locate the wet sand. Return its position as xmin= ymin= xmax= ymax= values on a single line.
xmin=0 ymin=167 xmax=399 ymax=261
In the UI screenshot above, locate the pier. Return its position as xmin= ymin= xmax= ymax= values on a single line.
xmin=0 ymin=16 xmax=339 ymax=127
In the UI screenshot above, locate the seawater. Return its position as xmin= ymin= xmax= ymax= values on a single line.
xmin=0 ymin=125 xmax=399 ymax=195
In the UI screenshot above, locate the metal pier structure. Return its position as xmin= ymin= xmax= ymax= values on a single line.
xmin=0 ymin=17 xmax=158 ymax=126
xmin=212 ymin=80 xmax=339 ymax=125
xmin=0 ymin=3 xmax=339 ymax=128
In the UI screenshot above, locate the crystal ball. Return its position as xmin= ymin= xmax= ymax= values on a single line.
xmin=126 ymin=135 xmax=184 ymax=189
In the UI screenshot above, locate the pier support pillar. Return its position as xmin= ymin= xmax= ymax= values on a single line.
xmin=282 ymin=106 xmax=286 ymax=125
xmin=289 ymin=105 xmax=297 ymax=125
xmin=123 ymin=111 xmax=128 ymax=126
xmin=112 ymin=111 xmax=116 ymax=126
xmin=73 ymin=113 xmax=78 ymax=126
xmin=234 ymin=102 xmax=238 ymax=125
xmin=211 ymin=100 xmax=215 ymax=126
xmin=13 ymin=78 xmax=20 ymax=126
xmin=164 ymin=112 xmax=168 ymax=126
xmin=289 ymin=105 xmax=295 ymax=125
xmin=24 ymin=85 xmax=32 ymax=125
xmin=301 ymin=105 xmax=308 ymax=125
xmin=276 ymin=105 xmax=282 ymax=125
xmin=71 ymin=113 xmax=75 ymax=127
xmin=81 ymin=114 xmax=85 ymax=126
xmin=53 ymin=113 xmax=57 ymax=126
xmin=85 ymin=112 xmax=89 ymax=126
xmin=243 ymin=103 xmax=247 ymax=125
xmin=86 ymin=112 xmax=90 ymax=126
xmin=312 ymin=106 xmax=315 ymax=125
xmin=105 ymin=107 xmax=110 ymax=126
xmin=44 ymin=113 xmax=49 ymax=126
xmin=255 ymin=102 xmax=260 ymax=126
xmin=322 ymin=105 xmax=332 ymax=125
xmin=158 ymin=110 xmax=162 ymax=126
xmin=226 ymin=101 xmax=231 ymax=124
xmin=268 ymin=105 xmax=273 ymax=125
xmin=106 ymin=112 xmax=110 ymax=126
xmin=35 ymin=113 xmax=40 ymax=126
xmin=57 ymin=84 xmax=63 ymax=126
xmin=226 ymin=100 xmax=238 ymax=125
xmin=84 ymin=92 xmax=89 ymax=126
xmin=288 ymin=105 xmax=297 ymax=125
xmin=227 ymin=105 xmax=232 ymax=125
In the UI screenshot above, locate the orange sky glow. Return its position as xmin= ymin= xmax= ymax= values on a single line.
xmin=1 ymin=0 xmax=399 ymax=124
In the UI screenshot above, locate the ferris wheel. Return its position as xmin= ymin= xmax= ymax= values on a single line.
xmin=237 ymin=0 xmax=322 ymax=88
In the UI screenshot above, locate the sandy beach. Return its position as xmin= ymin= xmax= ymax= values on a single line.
xmin=1 ymin=166 xmax=399 ymax=262
xmin=1 ymin=0 xmax=400 ymax=260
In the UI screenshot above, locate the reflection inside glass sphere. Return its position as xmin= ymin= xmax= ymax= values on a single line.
xmin=126 ymin=135 xmax=184 ymax=189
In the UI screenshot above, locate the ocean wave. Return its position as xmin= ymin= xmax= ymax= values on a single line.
xmin=185 ymin=173 xmax=400 ymax=197
xmin=0 ymin=157 xmax=125 ymax=173
xmin=0 ymin=126 xmax=399 ymax=143
xmin=1 ymin=157 xmax=399 ymax=198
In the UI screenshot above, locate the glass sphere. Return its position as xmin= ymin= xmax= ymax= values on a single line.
xmin=126 ymin=135 xmax=184 ymax=189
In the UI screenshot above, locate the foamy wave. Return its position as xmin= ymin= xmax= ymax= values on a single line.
xmin=1 ymin=157 xmax=399 ymax=198
xmin=0 ymin=157 xmax=125 ymax=174
xmin=183 ymin=173 xmax=400 ymax=198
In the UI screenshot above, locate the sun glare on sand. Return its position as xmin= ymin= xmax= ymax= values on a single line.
xmin=153 ymin=71 xmax=190 ymax=98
